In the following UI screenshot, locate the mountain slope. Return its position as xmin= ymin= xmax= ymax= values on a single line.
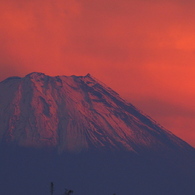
xmin=0 ymin=72 xmax=194 ymax=154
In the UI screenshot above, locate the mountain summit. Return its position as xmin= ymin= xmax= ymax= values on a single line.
xmin=0 ymin=72 xmax=194 ymax=153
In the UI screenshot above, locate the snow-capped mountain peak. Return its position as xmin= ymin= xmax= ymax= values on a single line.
xmin=0 ymin=73 xmax=193 ymax=153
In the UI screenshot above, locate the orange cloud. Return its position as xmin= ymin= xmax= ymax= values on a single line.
xmin=0 ymin=0 xmax=195 ymax=146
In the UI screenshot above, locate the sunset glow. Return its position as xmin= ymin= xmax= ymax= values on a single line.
xmin=0 ymin=0 xmax=195 ymax=146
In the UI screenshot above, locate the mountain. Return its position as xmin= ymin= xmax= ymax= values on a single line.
xmin=0 ymin=72 xmax=193 ymax=153
xmin=0 ymin=72 xmax=194 ymax=195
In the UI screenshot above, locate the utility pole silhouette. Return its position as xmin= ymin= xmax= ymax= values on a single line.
xmin=50 ymin=182 xmax=54 ymax=195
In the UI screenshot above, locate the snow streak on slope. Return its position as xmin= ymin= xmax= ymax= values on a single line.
xmin=0 ymin=72 xmax=193 ymax=153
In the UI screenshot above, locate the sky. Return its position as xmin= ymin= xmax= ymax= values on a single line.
xmin=0 ymin=0 xmax=195 ymax=147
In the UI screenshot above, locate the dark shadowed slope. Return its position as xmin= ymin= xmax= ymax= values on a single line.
xmin=0 ymin=146 xmax=194 ymax=195
xmin=0 ymin=72 xmax=194 ymax=195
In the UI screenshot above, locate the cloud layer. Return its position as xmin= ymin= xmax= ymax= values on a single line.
xmin=0 ymin=0 xmax=195 ymax=146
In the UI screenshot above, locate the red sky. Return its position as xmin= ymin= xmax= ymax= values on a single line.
xmin=0 ymin=0 xmax=195 ymax=146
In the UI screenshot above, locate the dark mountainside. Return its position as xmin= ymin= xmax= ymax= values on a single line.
xmin=0 ymin=72 xmax=194 ymax=195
